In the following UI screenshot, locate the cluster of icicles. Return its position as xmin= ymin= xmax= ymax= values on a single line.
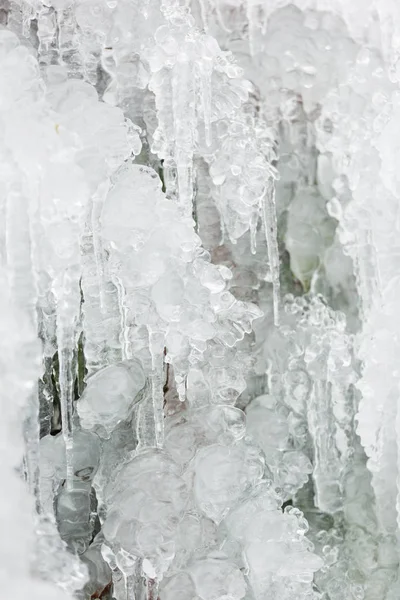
xmin=3 ymin=1 xmax=400 ymax=600
xmin=0 ymin=7 xmax=288 ymax=598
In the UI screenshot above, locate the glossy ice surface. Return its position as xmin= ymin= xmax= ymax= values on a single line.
xmin=1 ymin=1 xmax=400 ymax=599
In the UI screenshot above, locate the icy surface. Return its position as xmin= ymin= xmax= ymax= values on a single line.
xmin=2 ymin=1 xmax=400 ymax=599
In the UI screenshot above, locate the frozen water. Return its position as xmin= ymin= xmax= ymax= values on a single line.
xmin=77 ymin=359 xmax=146 ymax=437
xmin=193 ymin=441 xmax=265 ymax=523
xmin=2 ymin=1 xmax=400 ymax=600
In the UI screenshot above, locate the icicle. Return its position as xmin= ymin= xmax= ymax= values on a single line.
xmin=92 ymin=183 xmax=109 ymax=315
xmin=151 ymin=1 xmax=216 ymax=216
xmin=54 ymin=270 xmax=81 ymax=491
xmin=246 ymin=0 xmax=255 ymax=57
xmin=135 ymin=389 xmax=157 ymax=451
xmin=250 ymin=212 xmax=257 ymax=255
xmin=113 ymin=274 xmax=130 ymax=361
xmin=147 ymin=326 xmax=165 ymax=448
xmin=57 ymin=344 xmax=74 ymax=490
xmin=354 ymin=228 xmax=381 ymax=319
xmin=81 ymin=223 xmax=105 ymax=376
xmin=103 ymin=279 xmax=125 ymax=366
xmin=36 ymin=270 xmax=57 ymax=439
xmin=171 ymin=59 xmax=195 ymax=217
xmin=198 ymin=59 xmax=212 ymax=147
xmin=262 ymin=183 xmax=280 ymax=326
xmin=81 ymin=182 xmax=112 ymax=376
xmin=307 ymin=379 xmax=343 ymax=513
xmin=24 ymin=384 xmax=41 ymax=513
xmin=5 ymin=182 xmax=41 ymax=509
xmin=198 ymin=0 xmax=209 ymax=32
xmin=245 ymin=0 xmax=267 ymax=57
xmin=214 ymin=0 xmax=231 ymax=33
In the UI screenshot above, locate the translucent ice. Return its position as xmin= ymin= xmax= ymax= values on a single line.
xmin=77 ymin=359 xmax=146 ymax=437
xmin=193 ymin=442 xmax=265 ymax=523
xmin=3 ymin=2 xmax=400 ymax=600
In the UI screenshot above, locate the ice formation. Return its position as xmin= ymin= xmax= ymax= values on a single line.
xmin=2 ymin=0 xmax=400 ymax=599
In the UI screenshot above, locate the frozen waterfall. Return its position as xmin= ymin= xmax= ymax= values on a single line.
xmin=1 ymin=1 xmax=400 ymax=599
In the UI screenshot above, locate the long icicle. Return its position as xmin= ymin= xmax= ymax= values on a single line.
xmin=54 ymin=268 xmax=81 ymax=490
xmin=198 ymin=59 xmax=213 ymax=148
xmin=262 ymin=182 xmax=280 ymax=325
xmin=5 ymin=183 xmax=41 ymax=510
xmin=171 ymin=54 xmax=195 ymax=218
xmin=81 ymin=181 xmax=111 ymax=377
xmin=147 ymin=326 xmax=165 ymax=449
